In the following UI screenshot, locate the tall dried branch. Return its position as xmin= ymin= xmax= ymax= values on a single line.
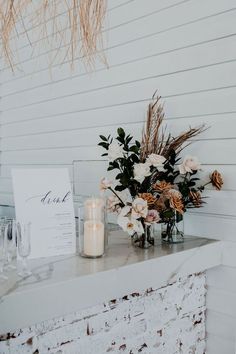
xmin=140 ymin=94 xmax=165 ymax=161
xmin=141 ymin=92 xmax=207 ymax=161
xmin=159 ymin=125 xmax=206 ymax=158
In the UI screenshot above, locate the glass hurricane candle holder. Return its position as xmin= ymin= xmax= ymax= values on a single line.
xmin=79 ymin=197 xmax=106 ymax=258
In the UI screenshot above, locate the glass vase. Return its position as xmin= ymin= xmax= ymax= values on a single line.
xmin=132 ymin=223 xmax=154 ymax=249
xmin=78 ymin=197 xmax=107 ymax=258
xmin=161 ymin=212 xmax=184 ymax=244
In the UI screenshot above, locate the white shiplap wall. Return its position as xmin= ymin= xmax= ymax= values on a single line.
xmin=1 ymin=0 xmax=236 ymax=352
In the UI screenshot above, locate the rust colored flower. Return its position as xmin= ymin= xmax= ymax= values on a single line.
xmin=138 ymin=193 xmax=156 ymax=206
xmin=154 ymin=195 xmax=167 ymax=212
xmin=152 ymin=181 xmax=173 ymax=193
xmin=189 ymin=190 xmax=202 ymax=207
xmin=168 ymin=189 xmax=184 ymax=214
xmin=210 ymin=170 xmax=223 ymax=190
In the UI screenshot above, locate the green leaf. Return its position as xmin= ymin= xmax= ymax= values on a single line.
xmin=117 ymin=127 xmax=125 ymax=138
xmin=130 ymin=154 xmax=140 ymax=163
xmin=98 ymin=142 xmax=109 ymax=149
xmin=163 ymin=210 xmax=175 ymax=219
xmin=99 ymin=135 xmax=107 ymax=141
xmin=113 ymin=161 xmax=120 ymax=169
xmin=135 ymin=140 xmax=141 ymax=148
xmin=116 ymin=136 xmax=124 ymax=143
xmin=129 ymin=145 xmax=139 ymax=154
xmin=176 ymin=212 xmax=183 ymax=223
xmin=101 ymin=153 xmax=108 ymax=157
xmin=126 ymin=136 xmax=132 ymax=144
xmin=115 ymin=185 xmax=127 ymax=192
xmin=116 ymin=173 xmax=123 ymax=180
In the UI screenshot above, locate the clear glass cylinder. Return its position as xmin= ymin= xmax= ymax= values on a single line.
xmin=161 ymin=211 xmax=184 ymax=243
xmin=132 ymin=223 xmax=154 ymax=249
xmin=78 ymin=197 xmax=107 ymax=258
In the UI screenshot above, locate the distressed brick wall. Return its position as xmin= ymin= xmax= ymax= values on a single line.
xmin=0 ymin=273 xmax=206 ymax=354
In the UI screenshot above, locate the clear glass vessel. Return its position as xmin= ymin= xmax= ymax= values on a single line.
xmin=161 ymin=212 xmax=184 ymax=244
xmin=17 ymin=222 xmax=32 ymax=277
xmin=0 ymin=220 xmax=8 ymax=281
xmin=132 ymin=223 xmax=154 ymax=249
xmin=4 ymin=219 xmax=17 ymax=270
xmin=78 ymin=197 xmax=107 ymax=258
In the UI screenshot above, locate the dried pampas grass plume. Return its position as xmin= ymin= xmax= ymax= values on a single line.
xmin=141 ymin=92 xmax=206 ymax=160
xmin=0 ymin=0 xmax=107 ymax=71
xmin=140 ymin=93 xmax=165 ymax=161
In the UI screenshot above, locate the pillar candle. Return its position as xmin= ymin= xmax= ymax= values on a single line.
xmin=84 ymin=198 xmax=104 ymax=221
xmin=83 ymin=220 xmax=104 ymax=257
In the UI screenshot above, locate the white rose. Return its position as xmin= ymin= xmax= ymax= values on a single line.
xmin=146 ymin=154 xmax=166 ymax=170
xmin=133 ymin=163 xmax=151 ymax=183
xmin=100 ymin=177 xmax=112 ymax=192
xmin=179 ymin=156 xmax=201 ymax=175
xmin=118 ymin=215 xmax=144 ymax=236
xmin=131 ymin=198 xmax=148 ymax=219
xmin=108 ymin=141 xmax=124 ymax=161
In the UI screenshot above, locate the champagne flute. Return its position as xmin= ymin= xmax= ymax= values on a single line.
xmin=0 ymin=224 xmax=8 ymax=281
xmin=17 ymin=222 xmax=32 ymax=277
xmin=4 ymin=219 xmax=17 ymax=270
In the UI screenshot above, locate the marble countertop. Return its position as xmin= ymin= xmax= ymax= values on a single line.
xmin=0 ymin=232 xmax=222 ymax=333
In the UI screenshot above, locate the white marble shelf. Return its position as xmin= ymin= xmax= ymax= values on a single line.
xmin=0 ymin=232 xmax=222 ymax=333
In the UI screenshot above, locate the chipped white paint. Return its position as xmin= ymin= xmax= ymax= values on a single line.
xmin=0 ymin=273 xmax=206 ymax=354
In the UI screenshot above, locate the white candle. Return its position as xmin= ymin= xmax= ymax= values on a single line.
xmin=84 ymin=198 xmax=104 ymax=221
xmin=84 ymin=220 xmax=104 ymax=257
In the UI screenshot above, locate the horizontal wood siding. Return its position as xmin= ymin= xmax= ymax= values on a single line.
xmin=0 ymin=0 xmax=236 ymax=352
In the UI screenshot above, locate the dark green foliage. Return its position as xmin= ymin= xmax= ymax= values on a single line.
xmin=98 ymin=127 xmax=205 ymax=207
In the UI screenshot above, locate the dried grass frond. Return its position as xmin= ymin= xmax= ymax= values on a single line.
xmin=141 ymin=92 xmax=207 ymax=160
xmin=0 ymin=0 xmax=107 ymax=71
xmin=159 ymin=125 xmax=207 ymax=158
xmin=140 ymin=93 xmax=165 ymax=161
xmin=79 ymin=0 xmax=107 ymax=70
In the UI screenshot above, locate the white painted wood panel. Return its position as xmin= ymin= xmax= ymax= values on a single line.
xmin=3 ymin=11 xmax=236 ymax=94
xmin=2 ymin=60 xmax=236 ymax=123
xmin=2 ymin=32 xmax=236 ymax=109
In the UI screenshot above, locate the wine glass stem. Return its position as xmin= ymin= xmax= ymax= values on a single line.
xmin=0 ymin=264 xmax=8 ymax=280
xmin=22 ymin=257 xmax=28 ymax=272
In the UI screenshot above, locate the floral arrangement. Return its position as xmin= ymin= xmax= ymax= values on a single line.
xmin=99 ymin=94 xmax=223 ymax=246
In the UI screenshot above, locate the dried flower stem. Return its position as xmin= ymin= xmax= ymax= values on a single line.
xmin=141 ymin=92 xmax=207 ymax=160
xmin=108 ymin=187 xmax=125 ymax=207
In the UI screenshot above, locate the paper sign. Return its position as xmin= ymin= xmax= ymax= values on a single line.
xmin=12 ymin=168 xmax=76 ymax=259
